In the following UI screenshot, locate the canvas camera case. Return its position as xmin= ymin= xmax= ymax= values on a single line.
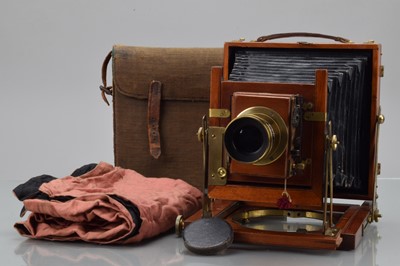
xmin=100 ymin=46 xmax=223 ymax=189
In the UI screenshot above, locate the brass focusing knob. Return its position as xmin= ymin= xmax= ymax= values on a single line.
xmin=368 ymin=209 xmax=382 ymax=223
xmin=217 ymin=167 xmax=227 ymax=178
xmin=374 ymin=209 xmax=382 ymax=223
xmin=378 ymin=114 xmax=385 ymax=125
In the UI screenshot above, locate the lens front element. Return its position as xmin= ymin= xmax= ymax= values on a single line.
xmin=224 ymin=107 xmax=288 ymax=165
xmin=232 ymin=124 xmax=265 ymax=154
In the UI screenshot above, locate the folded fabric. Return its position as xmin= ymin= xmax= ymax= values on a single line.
xmin=14 ymin=162 xmax=202 ymax=244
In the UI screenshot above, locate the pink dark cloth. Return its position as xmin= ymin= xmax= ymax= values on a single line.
xmin=14 ymin=162 xmax=202 ymax=244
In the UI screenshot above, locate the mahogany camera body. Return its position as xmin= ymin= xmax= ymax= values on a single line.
xmin=184 ymin=33 xmax=384 ymax=250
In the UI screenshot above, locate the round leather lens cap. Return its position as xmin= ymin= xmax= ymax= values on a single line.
xmin=183 ymin=217 xmax=233 ymax=255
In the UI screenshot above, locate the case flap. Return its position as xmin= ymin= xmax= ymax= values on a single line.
xmin=112 ymin=45 xmax=223 ymax=101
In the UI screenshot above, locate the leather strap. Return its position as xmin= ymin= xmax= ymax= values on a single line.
xmin=256 ymin=32 xmax=351 ymax=43
xmin=100 ymin=51 xmax=113 ymax=106
xmin=147 ymin=80 xmax=162 ymax=159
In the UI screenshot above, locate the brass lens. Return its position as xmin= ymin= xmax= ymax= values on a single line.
xmin=224 ymin=107 xmax=288 ymax=165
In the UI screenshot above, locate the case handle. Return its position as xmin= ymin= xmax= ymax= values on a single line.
xmin=100 ymin=51 xmax=113 ymax=106
xmin=256 ymin=32 xmax=351 ymax=43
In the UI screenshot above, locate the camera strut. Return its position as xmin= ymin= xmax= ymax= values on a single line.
xmin=323 ymin=121 xmax=339 ymax=236
xmin=179 ymin=116 xmax=234 ymax=255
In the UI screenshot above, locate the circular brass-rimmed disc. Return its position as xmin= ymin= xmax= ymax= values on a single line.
xmin=231 ymin=209 xmax=326 ymax=233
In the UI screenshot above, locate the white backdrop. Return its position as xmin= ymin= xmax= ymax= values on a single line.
xmin=1 ymin=0 xmax=398 ymax=180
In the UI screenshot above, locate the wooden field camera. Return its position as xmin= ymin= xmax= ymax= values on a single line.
xmin=182 ymin=33 xmax=384 ymax=250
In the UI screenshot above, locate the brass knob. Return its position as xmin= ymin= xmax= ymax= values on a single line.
xmin=303 ymin=102 xmax=314 ymax=110
xmin=331 ymin=135 xmax=339 ymax=151
xmin=175 ymin=215 xmax=184 ymax=237
xmin=378 ymin=114 xmax=385 ymax=125
xmin=373 ymin=209 xmax=382 ymax=223
xmin=217 ymin=167 xmax=227 ymax=179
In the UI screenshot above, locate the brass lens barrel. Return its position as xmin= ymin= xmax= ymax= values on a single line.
xmin=224 ymin=107 xmax=288 ymax=165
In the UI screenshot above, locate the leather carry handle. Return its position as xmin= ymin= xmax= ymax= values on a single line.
xmin=256 ymin=32 xmax=351 ymax=43
xmin=100 ymin=51 xmax=113 ymax=106
xmin=99 ymin=50 xmax=163 ymax=159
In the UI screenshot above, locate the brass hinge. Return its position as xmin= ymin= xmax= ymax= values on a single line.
xmin=209 ymin=109 xmax=231 ymax=118
xmin=380 ymin=65 xmax=385 ymax=78
xmin=377 ymin=163 xmax=381 ymax=175
xmin=292 ymin=158 xmax=312 ymax=170
xmin=232 ymin=38 xmax=246 ymax=42
xmin=304 ymin=112 xmax=327 ymax=122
